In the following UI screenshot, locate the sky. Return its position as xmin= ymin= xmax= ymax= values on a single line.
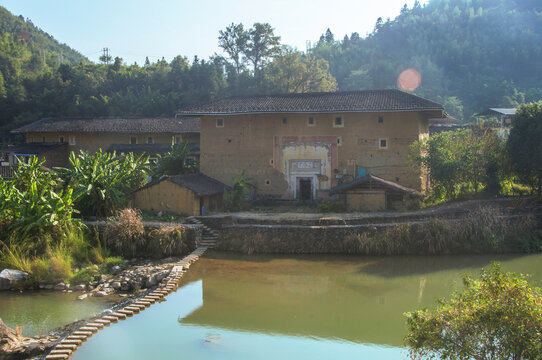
xmin=1 ymin=0 xmax=430 ymax=65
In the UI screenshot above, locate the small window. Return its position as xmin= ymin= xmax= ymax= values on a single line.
xmin=333 ymin=116 xmax=343 ymax=127
xmin=148 ymin=157 xmax=158 ymax=164
xmin=42 ymin=136 xmax=46 ymax=142
xmin=130 ymin=136 xmax=137 ymax=145
xmin=265 ymin=180 xmax=271 ymax=185
xmin=174 ymin=136 xmax=181 ymax=145
xmin=308 ymin=117 xmax=315 ymax=126
xmin=269 ymin=159 xmax=274 ymax=165
xmin=59 ymin=136 xmax=64 ymax=143
xmin=69 ymin=136 xmax=76 ymax=145
xmin=147 ymin=137 xmax=153 ymax=144
xmin=378 ymin=116 xmax=384 ymax=123
xmin=216 ymin=118 xmax=224 ymax=127
xmin=337 ymin=137 xmax=342 ymax=146
xmin=379 ymin=138 xmax=388 ymax=149
xmin=282 ymin=117 xmax=287 ymax=124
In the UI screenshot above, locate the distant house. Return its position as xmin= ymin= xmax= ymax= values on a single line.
xmin=132 ymin=174 xmax=229 ymax=216
xmin=0 ymin=142 xmax=69 ymax=169
xmin=329 ymin=173 xmax=422 ymax=211
xmin=476 ymin=108 xmax=516 ymax=135
xmin=9 ymin=117 xmax=200 ymax=165
xmin=428 ymin=115 xmax=461 ymax=135
xmin=177 ymin=90 xmax=445 ymax=207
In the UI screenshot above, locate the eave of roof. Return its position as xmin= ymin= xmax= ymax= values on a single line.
xmin=137 ymin=173 xmax=230 ymax=197
xmin=177 ymin=89 xmax=444 ymax=116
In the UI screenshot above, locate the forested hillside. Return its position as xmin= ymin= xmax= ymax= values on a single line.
xmin=0 ymin=0 xmax=541 ymax=144
xmin=309 ymin=0 xmax=542 ymax=120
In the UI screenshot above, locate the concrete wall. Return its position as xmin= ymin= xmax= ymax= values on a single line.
xmin=133 ymin=180 xmax=200 ymax=215
xmin=200 ymin=112 xmax=429 ymax=199
xmin=25 ymin=132 xmax=199 ymax=155
xmin=346 ymin=190 xmax=386 ymax=211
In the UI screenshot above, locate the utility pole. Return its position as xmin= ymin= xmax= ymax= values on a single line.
xmin=100 ymin=47 xmax=112 ymax=64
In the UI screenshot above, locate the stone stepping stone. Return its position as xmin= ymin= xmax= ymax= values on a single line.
xmin=86 ymin=322 xmax=104 ymax=329
xmin=130 ymin=303 xmax=147 ymax=309
xmin=67 ymin=335 xmax=88 ymax=341
xmin=55 ymin=344 xmax=77 ymax=350
xmin=45 ymin=354 xmax=69 ymax=360
xmin=102 ymin=316 xmax=119 ymax=323
xmin=109 ymin=312 xmax=127 ymax=320
xmin=60 ymin=339 xmax=82 ymax=346
xmin=134 ymin=300 xmax=151 ymax=307
xmin=78 ymin=326 xmax=98 ymax=333
xmin=124 ymin=306 xmax=141 ymax=313
xmin=94 ymin=319 xmax=111 ymax=326
xmin=117 ymin=309 xmax=134 ymax=316
xmin=72 ymin=331 xmax=93 ymax=336
xmin=49 ymin=349 xmax=72 ymax=355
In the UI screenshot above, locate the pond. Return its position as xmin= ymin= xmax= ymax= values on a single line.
xmin=0 ymin=291 xmax=118 ymax=336
xmin=72 ymin=252 xmax=542 ymax=360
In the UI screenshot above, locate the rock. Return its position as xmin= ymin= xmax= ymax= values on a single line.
xmin=121 ymin=282 xmax=131 ymax=291
xmin=155 ymin=270 xmax=169 ymax=282
xmin=144 ymin=275 xmax=157 ymax=288
xmin=54 ymin=282 xmax=66 ymax=291
xmin=0 ymin=269 xmax=29 ymax=290
xmin=111 ymin=281 xmax=121 ymax=290
xmin=111 ymin=265 xmax=121 ymax=275
xmin=99 ymin=275 xmax=107 ymax=284
xmin=74 ymin=284 xmax=86 ymax=291
xmin=44 ymin=284 xmax=54 ymax=290
xmin=77 ymin=294 xmax=88 ymax=300
xmin=92 ymin=291 xmax=107 ymax=297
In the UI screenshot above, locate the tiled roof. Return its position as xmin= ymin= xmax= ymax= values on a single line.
xmin=140 ymin=173 xmax=230 ymax=196
xmin=476 ymin=108 xmax=516 ymax=117
xmin=12 ymin=117 xmax=200 ymax=134
xmin=177 ymin=90 xmax=443 ymax=115
xmin=0 ymin=142 xmax=67 ymax=155
xmin=329 ymin=173 xmax=422 ymax=197
xmin=106 ymin=143 xmax=200 ymax=156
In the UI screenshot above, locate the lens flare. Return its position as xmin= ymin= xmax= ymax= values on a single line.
xmin=397 ymin=68 xmax=421 ymax=91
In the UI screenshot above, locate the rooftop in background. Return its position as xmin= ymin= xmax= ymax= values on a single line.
xmin=106 ymin=143 xmax=200 ymax=155
xmin=476 ymin=108 xmax=517 ymax=117
xmin=141 ymin=173 xmax=230 ymax=196
xmin=177 ymin=90 xmax=444 ymax=116
xmin=428 ymin=114 xmax=460 ymax=126
xmin=329 ymin=173 xmax=422 ymax=197
xmin=0 ymin=142 xmax=66 ymax=155
xmin=11 ymin=117 xmax=200 ymax=134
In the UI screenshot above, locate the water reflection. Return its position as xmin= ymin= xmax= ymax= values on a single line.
xmin=71 ymin=253 xmax=542 ymax=360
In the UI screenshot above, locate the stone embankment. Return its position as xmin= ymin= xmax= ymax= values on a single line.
xmin=40 ymin=246 xmax=208 ymax=360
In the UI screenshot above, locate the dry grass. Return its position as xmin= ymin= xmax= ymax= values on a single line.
xmin=104 ymin=208 xmax=145 ymax=257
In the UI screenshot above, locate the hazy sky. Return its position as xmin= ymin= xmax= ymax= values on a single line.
xmin=2 ymin=0 xmax=430 ymax=65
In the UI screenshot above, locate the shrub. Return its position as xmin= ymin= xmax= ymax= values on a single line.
xmin=104 ymin=208 xmax=145 ymax=257
xmin=146 ymin=225 xmax=196 ymax=258
xmin=103 ymin=256 xmax=124 ymax=272
xmin=317 ymin=200 xmax=347 ymax=213
xmin=404 ymin=263 xmax=542 ymax=360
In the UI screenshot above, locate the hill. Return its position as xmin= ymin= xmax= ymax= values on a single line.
xmin=0 ymin=6 xmax=87 ymax=64
xmin=309 ymin=0 xmax=542 ymax=120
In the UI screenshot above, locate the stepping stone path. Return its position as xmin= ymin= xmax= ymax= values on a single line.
xmin=186 ymin=216 xmax=219 ymax=248
xmin=45 ymin=246 xmax=209 ymax=359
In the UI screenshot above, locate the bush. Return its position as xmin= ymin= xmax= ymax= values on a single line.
xmin=146 ymin=226 xmax=196 ymax=258
xmin=103 ymin=256 xmax=124 ymax=272
xmin=404 ymin=263 xmax=542 ymax=360
xmin=104 ymin=208 xmax=145 ymax=257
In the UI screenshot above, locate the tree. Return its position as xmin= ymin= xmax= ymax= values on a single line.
xmin=245 ymin=23 xmax=280 ymax=74
xmin=218 ymin=23 xmax=248 ymax=75
xmin=153 ymin=142 xmax=198 ymax=178
xmin=265 ymin=46 xmax=337 ymax=93
xmin=324 ymin=28 xmax=334 ymax=43
xmin=508 ymin=102 xmax=542 ymax=197
xmin=404 ymin=263 xmax=542 ymax=360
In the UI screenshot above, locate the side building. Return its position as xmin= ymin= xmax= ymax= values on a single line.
xmin=3 ymin=117 xmax=200 ymax=168
xmin=177 ymin=89 xmax=445 ymax=202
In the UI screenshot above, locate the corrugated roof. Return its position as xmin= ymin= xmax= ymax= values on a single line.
xmin=177 ymin=89 xmax=443 ymax=115
xmin=329 ymin=173 xmax=422 ymax=197
xmin=139 ymin=173 xmax=230 ymax=196
xmin=477 ymin=108 xmax=516 ymax=117
xmin=0 ymin=142 xmax=67 ymax=155
xmin=12 ymin=117 xmax=200 ymax=134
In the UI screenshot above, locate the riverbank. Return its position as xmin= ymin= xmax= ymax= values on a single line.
xmin=0 ymin=247 xmax=208 ymax=360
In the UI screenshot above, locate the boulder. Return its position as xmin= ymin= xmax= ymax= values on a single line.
xmin=0 ymin=269 xmax=29 ymax=290
xmin=77 ymin=294 xmax=88 ymax=300
xmin=54 ymin=283 xmax=66 ymax=291
xmin=111 ymin=265 xmax=121 ymax=275
xmin=74 ymin=284 xmax=86 ymax=291
xmin=111 ymin=281 xmax=121 ymax=290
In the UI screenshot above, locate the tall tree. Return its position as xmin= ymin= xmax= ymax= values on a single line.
xmin=218 ymin=23 xmax=248 ymax=75
xmin=245 ymin=23 xmax=281 ymax=74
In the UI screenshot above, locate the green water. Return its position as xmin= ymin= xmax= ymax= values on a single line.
xmin=0 ymin=291 xmax=116 ymax=336
xmin=71 ymin=253 xmax=542 ymax=360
